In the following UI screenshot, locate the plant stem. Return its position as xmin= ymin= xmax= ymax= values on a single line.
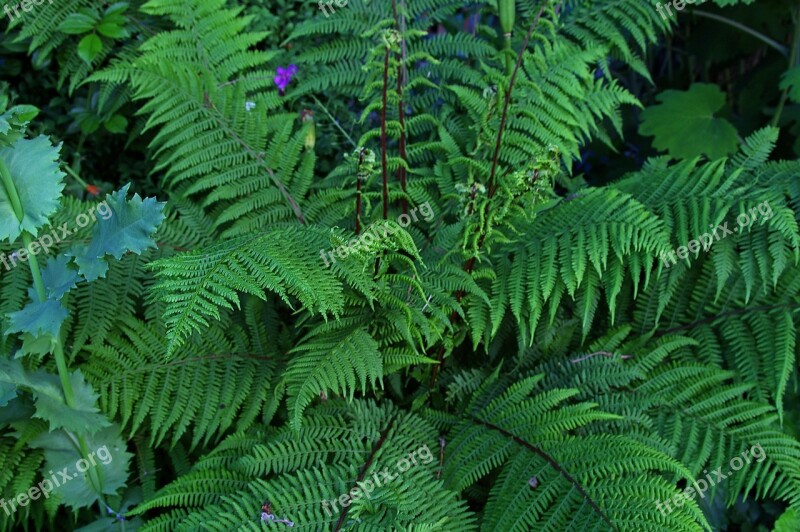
xmin=487 ymin=5 xmax=545 ymax=197
xmin=0 ymin=155 xmax=109 ymax=514
xmin=772 ymin=7 xmax=800 ymax=128
xmin=62 ymin=163 xmax=89 ymax=189
xmin=380 ymin=47 xmax=390 ymax=220
xmin=393 ymin=0 xmax=408 ymax=214
xmin=21 ymin=233 xmax=46 ymax=301
xmin=0 ymin=161 xmax=49 ymax=301
xmin=691 ymin=10 xmax=789 ymax=58
xmin=310 ymin=95 xmax=358 ymax=149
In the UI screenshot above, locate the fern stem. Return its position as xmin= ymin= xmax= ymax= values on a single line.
xmin=472 ymin=416 xmax=618 ymax=531
xmin=203 ymin=96 xmax=306 ymax=224
xmin=356 ymin=150 xmax=364 ymax=234
xmin=457 ymin=5 xmax=546 ymax=280
xmin=488 ymin=4 xmax=545 ymax=197
xmin=381 ymin=47 xmax=390 ymax=220
xmin=334 ymin=415 xmax=396 ymax=531
xmin=310 ymin=94 xmax=357 ymax=148
xmin=393 ymin=0 xmax=408 ymax=214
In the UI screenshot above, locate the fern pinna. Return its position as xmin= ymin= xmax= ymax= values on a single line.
xmin=2 ymin=0 xmax=800 ymax=530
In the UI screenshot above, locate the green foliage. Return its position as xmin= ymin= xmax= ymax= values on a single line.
xmin=640 ymin=84 xmax=740 ymax=160
xmin=3 ymin=0 xmax=800 ymax=530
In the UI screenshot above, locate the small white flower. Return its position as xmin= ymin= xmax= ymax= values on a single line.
xmin=245 ymin=101 xmax=256 ymax=112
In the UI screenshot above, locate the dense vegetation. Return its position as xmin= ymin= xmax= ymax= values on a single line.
xmin=2 ymin=0 xmax=800 ymax=530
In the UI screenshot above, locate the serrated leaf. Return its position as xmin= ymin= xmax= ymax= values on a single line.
xmin=39 ymin=254 xmax=81 ymax=300
xmin=7 ymin=298 xmax=68 ymax=337
xmin=32 ymin=371 xmax=112 ymax=434
xmin=0 ymin=360 xmax=110 ymax=434
xmin=77 ymin=34 xmax=103 ymax=64
xmin=68 ymin=184 xmax=166 ymax=281
xmin=30 ymin=425 xmax=132 ymax=509
xmin=0 ymin=380 xmax=15 ymax=407
xmin=640 ymin=83 xmax=739 ymax=160
xmin=0 ymin=135 xmax=66 ymax=242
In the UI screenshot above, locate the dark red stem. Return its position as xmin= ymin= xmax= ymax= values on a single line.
xmin=381 ymin=47 xmax=390 ymax=220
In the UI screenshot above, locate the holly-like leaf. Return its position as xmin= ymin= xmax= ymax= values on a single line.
xmin=39 ymin=254 xmax=81 ymax=300
xmin=77 ymin=34 xmax=103 ymax=64
xmin=32 ymin=371 xmax=111 ymax=434
xmin=0 ymin=360 xmax=110 ymax=434
xmin=7 ymin=298 xmax=68 ymax=338
xmin=0 ymin=380 xmax=15 ymax=407
xmin=68 ymin=184 xmax=166 ymax=281
xmin=0 ymin=135 xmax=66 ymax=242
xmin=30 ymin=425 xmax=133 ymax=509
xmin=0 ymin=104 xmax=38 ymax=146
xmin=640 ymin=83 xmax=740 ymax=160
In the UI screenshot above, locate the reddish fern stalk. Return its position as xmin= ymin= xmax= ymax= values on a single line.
xmin=381 ymin=47 xmax=390 ymax=220
xmin=431 ymin=5 xmax=548 ymax=389
xmin=393 ymin=0 xmax=408 ymax=214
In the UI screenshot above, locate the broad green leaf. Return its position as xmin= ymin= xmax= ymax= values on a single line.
xmin=103 ymin=114 xmax=128 ymax=133
xmin=96 ymin=22 xmax=128 ymax=39
xmin=7 ymin=298 xmax=68 ymax=337
xmin=103 ymin=2 xmax=129 ymax=19
xmin=68 ymin=183 xmax=166 ymax=281
xmin=77 ymin=34 xmax=103 ymax=64
xmin=58 ymin=13 xmax=98 ymax=35
xmin=0 ymin=135 xmax=66 ymax=242
xmin=640 ymin=83 xmax=739 ymax=160
xmin=30 ymin=425 xmax=133 ymax=509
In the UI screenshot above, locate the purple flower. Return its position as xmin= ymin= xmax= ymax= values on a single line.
xmin=274 ymin=64 xmax=298 ymax=95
